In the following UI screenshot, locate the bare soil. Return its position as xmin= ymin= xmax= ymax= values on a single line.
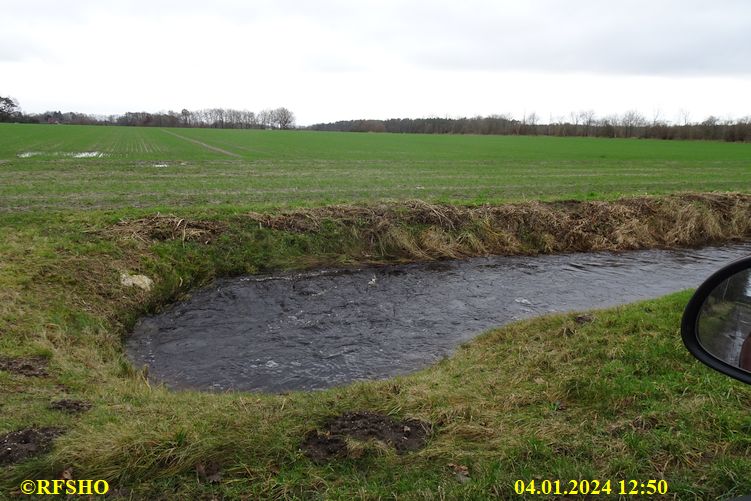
xmin=49 ymin=399 xmax=92 ymax=414
xmin=301 ymin=411 xmax=430 ymax=462
xmin=195 ymin=461 xmax=223 ymax=483
xmin=0 ymin=427 xmax=64 ymax=465
xmin=0 ymin=356 xmax=49 ymax=377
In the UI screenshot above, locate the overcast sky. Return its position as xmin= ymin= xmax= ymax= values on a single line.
xmin=3 ymin=0 xmax=750 ymax=125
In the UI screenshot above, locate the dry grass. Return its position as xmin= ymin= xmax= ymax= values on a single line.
xmin=248 ymin=192 xmax=751 ymax=260
xmin=108 ymin=214 xmax=226 ymax=244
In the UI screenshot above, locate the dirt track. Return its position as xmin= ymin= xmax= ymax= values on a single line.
xmin=161 ymin=129 xmax=242 ymax=158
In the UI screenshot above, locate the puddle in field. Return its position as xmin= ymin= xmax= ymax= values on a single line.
xmin=126 ymin=242 xmax=751 ymax=393
xmin=17 ymin=151 xmax=105 ymax=158
xmin=71 ymin=151 xmax=102 ymax=158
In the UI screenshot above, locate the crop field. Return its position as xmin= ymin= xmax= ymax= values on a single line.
xmin=1 ymin=123 xmax=750 ymax=212
xmin=3 ymin=123 xmax=751 ymax=498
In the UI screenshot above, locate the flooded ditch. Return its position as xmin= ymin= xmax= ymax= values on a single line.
xmin=126 ymin=242 xmax=751 ymax=393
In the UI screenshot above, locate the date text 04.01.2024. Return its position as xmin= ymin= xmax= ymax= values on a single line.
xmin=514 ymin=479 xmax=668 ymax=496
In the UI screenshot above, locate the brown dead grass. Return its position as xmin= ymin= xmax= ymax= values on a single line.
xmin=108 ymin=214 xmax=226 ymax=244
xmin=248 ymin=193 xmax=751 ymax=259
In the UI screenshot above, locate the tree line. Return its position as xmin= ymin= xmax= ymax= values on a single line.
xmin=2 ymin=95 xmax=750 ymax=141
xmin=309 ymin=111 xmax=751 ymax=142
xmin=0 ymin=97 xmax=295 ymax=129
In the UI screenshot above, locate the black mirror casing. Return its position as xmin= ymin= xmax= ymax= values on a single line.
xmin=681 ymin=256 xmax=751 ymax=385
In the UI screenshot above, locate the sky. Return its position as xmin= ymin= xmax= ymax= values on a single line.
xmin=2 ymin=0 xmax=751 ymax=125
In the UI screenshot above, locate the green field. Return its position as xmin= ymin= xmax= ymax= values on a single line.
xmin=3 ymin=124 xmax=751 ymax=499
xmin=1 ymin=123 xmax=750 ymax=211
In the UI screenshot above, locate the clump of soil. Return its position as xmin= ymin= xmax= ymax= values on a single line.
xmin=574 ymin=314 xmax=594 ymax=324
xmin=195 ymin=461 xmax=223 ymax=483
xmin=109 ymin=214 xmax=225 ymax=244
xmin=0 ymin=427 xmax=64 ymax=465
xmin=49 ymin=399 xmax=92 ymax=414
xmin=301 ymin=411 xmax=430 ymax=462
xmin=0 ymin=356 xmax=49 ymax=377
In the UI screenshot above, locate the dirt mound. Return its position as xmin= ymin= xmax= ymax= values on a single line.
xmin=301 ymin=411 xmax=430 ymax=462
xmin=109 ymin=214 xmax=225 ymax=244
xmin=49 ymin=399 xmax=92 ymax=414
xmin=0 ymin=356 xmax=49 ymax=377
xmin=0 ymin=427 xmax=64 ymax=465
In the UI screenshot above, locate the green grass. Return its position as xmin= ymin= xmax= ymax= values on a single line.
xmin=1 ymin=123 xmax=750 ymax=211
xmin=4 ymin=218 xmax=751 ymax=499
xmin=2 ymin=124 xmax=751 ymax=498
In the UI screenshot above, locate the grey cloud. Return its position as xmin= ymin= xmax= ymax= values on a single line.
xmin=4 ymin=0 xmax=750 ymax=76
xmin=385 ymin=1 xmax=751 ymax=76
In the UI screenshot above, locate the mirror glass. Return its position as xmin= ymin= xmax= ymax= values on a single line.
xmin=697 ymin=268 xmax=751 ymax=371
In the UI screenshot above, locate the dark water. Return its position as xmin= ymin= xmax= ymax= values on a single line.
xmin=126 ymin=242 xmax=751 ymax=393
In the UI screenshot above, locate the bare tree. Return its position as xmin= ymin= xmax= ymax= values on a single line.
xmin=599 ymin=114 xmax=619 ymax=138
xmin=0 ymin=95 xmax=20 ymax=121
xmin=579 ymin=110 xmax=596 ymax=137
xmin=569 ymin=111 xmax=580 ymax=136
xmin=257 ymin=109 xmax=272 ymax=129
xmin=700 ymin=115 xmax=721 ymax=140
xmin=678 ymin=109 xmax=692 ymax=126
xmin=180 ymin=109 xmax=191 ymax=126
xmin=621 ymin=110 xmax=646 ymax=138
xmin=272 ymin=107 xmax=295 ymax=129
xmin=651 ymin=108 xmax=663 ymax=127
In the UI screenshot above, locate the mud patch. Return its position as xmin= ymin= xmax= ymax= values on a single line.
xmin=195 ymin=461 xmax=223 ymax=483
xmin=301 ymin=411 xmax=430 ymax=462
xmin=0 ymin=356 xmax=49 ymax=377
xmin=49 ymin=399 xmax=92 ymax=414
xmin=0 ymin=427 xmax=64 ymax=465
xmin=574 ymin=314 xmax=594 ymax=324
xmin=109 ymin=214 xmax=225 ymax=244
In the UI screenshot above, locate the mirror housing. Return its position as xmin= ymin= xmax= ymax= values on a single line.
xmin=681 ymin=256 xmax=751 ymax=385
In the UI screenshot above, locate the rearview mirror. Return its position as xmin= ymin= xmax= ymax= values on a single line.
xmin=682 ymin=256 xmax=751 ymax=385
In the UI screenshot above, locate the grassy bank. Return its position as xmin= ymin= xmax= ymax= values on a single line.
xmin=250 ymin=193 xmax=751 ymax=260
xmin=2 ymin=192 xmax=751 ymax=498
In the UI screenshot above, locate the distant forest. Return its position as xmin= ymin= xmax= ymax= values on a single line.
xmin=0 ymin=96 xmax=295 ymax=130
xmin=309 ymin=112 xmax=751 ymax=142
xmin=2 ymin=94 xmax=750 ymax=141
